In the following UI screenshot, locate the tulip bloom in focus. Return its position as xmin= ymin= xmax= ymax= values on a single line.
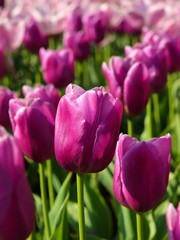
xmin=113 ymin=134 xmax=171 ymax=212
xmin=55 ymin=84 xmax=123 ymax=173
xmin=9 ymin=98 xmax=55 ymax=163
xmin=22 ymin=84 xmax=60 ymax=110
xmin=166 ymin=202 xmax=180 ymax=240
xmin=39 ymin=48 xmax=74 ymax=88
xmin=0 ymin=126 xmax=35 ymax=240
xmin=0 ymin=87 xmax=17 ymax=129
xmin=102 ymin=58 xmax=149 ymax=116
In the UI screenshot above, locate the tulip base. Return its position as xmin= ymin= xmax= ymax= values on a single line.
xmin=76 ymin=173 xmax=86 ymax=240
xmin=136 ymin=213 xmax=143 ymax=240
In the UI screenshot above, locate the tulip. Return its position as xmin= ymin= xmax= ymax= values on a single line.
xmin=55 ymin=84 xmax=123 ymax=173
xmin=125 ymin=43 xmax=167 ymax=93
xmin=9 ymin=98 xmax=55 ymax=163
xmin=23 ymin=19 xmax=48 ymax=53
xmin=0 ymin=87 xmax=17 ymax=129
xmin=113 ymin=134 xmax=171 ymax=213
xmin=22 ymin=84 xmax=60 ymax=110
xmin=0 ymin=47 xmax=7 ymax=79
xmin=63 ymin=30 xmax=90 ymax=61
xmin=39 ymin=47 xmax=74 ymax=88
xmin=0 ymin=126 xmax=35 ymax=240
xmin=84 ymin=10 xmax=107 ymax=43
xmin=102 ymin=58 xmax=149 ymax=116
xmin=66 ymin=8 xmax=83 ymax=32
xmin=166 ymin=202 xmax=180 ymax=240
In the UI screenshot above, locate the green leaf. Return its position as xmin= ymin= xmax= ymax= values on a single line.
xmin=49 ymin=172 xmax=72 ymax=238
xmin=84 ymin=177 xmax=113 ymax=239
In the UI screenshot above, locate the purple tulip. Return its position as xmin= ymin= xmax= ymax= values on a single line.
xmin=84 ymin=10 xmax=107 ymax=43
xmin=22 ymin=84 xmax=60 ymax=110
xmin=102 ymin=58 xmax=149 ymax=116
xmin=63 ymin=30 xmax=90 ymax=61
xmin=166 ymin=202 xmax=180 ymax=240
xmin=23 ymin=19 xmax=48 ymax=53
xmin=55 ymin=84 xmax=123 ymax=173
xmin=0 ymin=0 xmax=4 ymax=8
xmin=0 ymin=47 xmax=7 ymax=79
xmin=39 ymin=47 xmax=74 ymax=88
xmin=113 ymin=134 xmax=171 ymax=213
xmin=9 ymin=98 xmax=55 ymax=163
xmin=66 ymin=8 xmax=83 ymax=32
xmin=125 ymin=43 xmax=167 ymax=93
xmin=0 ymin=126 xmax=35 ymax=240
xmin=0 ymin=87 xmax=17 ymax=129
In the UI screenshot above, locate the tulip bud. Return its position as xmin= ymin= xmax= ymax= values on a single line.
xmin=166 ymin=202 xmax=180 ymax=240
xmin=22 ymin=84 xmax=60 ymax=110
xmin=66 ymin=8 xmax=83 ymax=32
xmin=0 ymin=47 xmax=7 ymax=79
xmin=9 ymin=98 xmax=55 ymax=162
xmin=39 ymin=47 xmax=74 ymax=88
xmin=0 ymin=126 xmax=35 ymax=240
xmin=63 ymin=30 xmax=90 ymax=61
xmin=0 ymin=87 xmax=18 ymax=129
xmin=23 ymin=19 xmax=48 ymax=53
xmin=55 ymin=84 xmax=123 ymax=173
xmin=113 ymin=134 xmax=171 ymax=213
xmin=102 ymin=58 xmax=149 ymax=116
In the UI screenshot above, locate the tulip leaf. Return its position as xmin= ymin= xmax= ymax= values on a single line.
xmin=67 ymin=201 xmax=93 ymax=234
xmin=49 ymin=172 xmax=72 ymax=238
xmin=84 ymin=177 xmax=113 ymax=239
xmin=98 ymin=166 xmax=114 ymax=196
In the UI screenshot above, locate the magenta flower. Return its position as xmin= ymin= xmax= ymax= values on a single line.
xmin=23 ymin=18 xmax=48 ymax=53
xmin=0 ymin=87 xmax=17 ymax=129
xmin=166 ymin=202 xmax=180 ymax=240
xmin=0 ymin=126 xmax=35 ymax=240
xmin=9 ymin=98 xmax=55 ymax=163
xmin=22 ymin=84 xmax=60 ymax=110
xmin=102 ymin=58 xmax=149 ymax=116
xmin=55 ymin=84 xmax=123 ymax=173
xmin=39 ymin=48 xmax=74 ymax=88
xmin=125 ymin=43 xmax=167 ymax=93
xmin=0 ymin=47 xmax=7 ymax=79
xmin=66 ymin=8 xmax=83 ymax=32
xmin=63 ymin=30 xmax=90 ymax=61
xmin=113 ymin=134 xmax=171 ymax=213
xmin=84 ymin=10 xmax=107 ymax=43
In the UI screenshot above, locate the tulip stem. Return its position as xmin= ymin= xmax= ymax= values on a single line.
xmin=168 ymin=75 xmax=174 ymax=123
xmin=127 ymin=118 xmax=133 ymax=137
xmin=147 ymin=97 xmax=153 ymax=138
xmin=39 ymin=163 xmax=51 ymax=239
xmin=152 ymin=94 xmax=161 ymax=135
xmin=136 ymin=213 xmax=143 ymax=240
xmin=46 ymin=159 xmax=54 ymax=208
xmin=76 ymin=173 xmax=86 ymax=240
xmin=49 ymin=37 xmax=55 ymax=50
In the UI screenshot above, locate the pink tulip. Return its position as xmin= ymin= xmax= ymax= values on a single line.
xmin=0 ymin=87 xmax=17 ymax=129
xmin=9 ymin=98 xmax=55 ymax=163
xmin=0 ymin=126 xmax=35 ymax=240
xmin=113 ymin=134 xmax=171 ymax=212
xmin=55 ymin=84 xmax=123 ymax=173
xmin=39 ymin=47 xmax=74 ymax=88
xmin=166 ymin=202 xmax=180 ymax=240
xmin=22 ymin=84 xmax=60 ymax=110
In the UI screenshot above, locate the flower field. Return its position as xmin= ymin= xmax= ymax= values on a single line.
xmin=0 ymin=0 xmax=180 ymax=240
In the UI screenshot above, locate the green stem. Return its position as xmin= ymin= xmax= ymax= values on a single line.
xmin=136 ymin=213 xmax=143 ymax=240
xmin=147 ymin=97 xmax=153 ymax=138
xmin=46 ymin=159 xmax=54 ymax=208
xmin=127 ymin=118 xmax=133 ymax=137
xmin=48 ymin=37 xmax=55 ymax=50
xmin=168 ymin=75 xmax=174 ymax=123
xmin=76 ymin=173 xmax=86 ymax=240
xmin=39 ymin=163 xmax=51 ymax=239
xmin=152 ymin=94 xmax=161 ymax=135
